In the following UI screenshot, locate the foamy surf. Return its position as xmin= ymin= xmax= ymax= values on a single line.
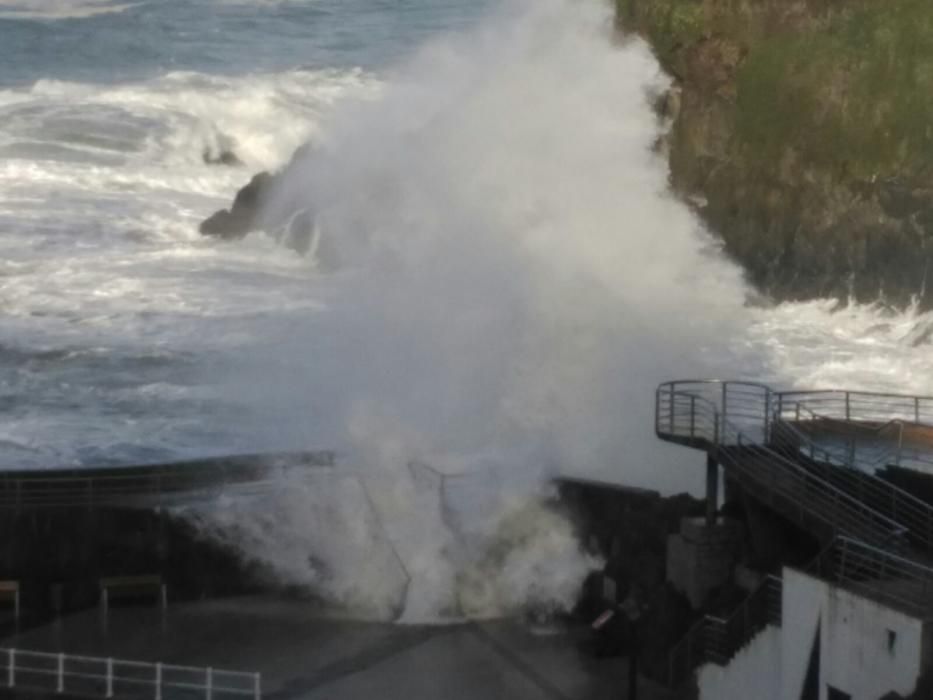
xmin=0 ymin=0 xmax=138 ymax=20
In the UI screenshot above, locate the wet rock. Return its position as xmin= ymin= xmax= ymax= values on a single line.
xmin=199 ymin=171 xmax=277 ymax=239
xmin=198 ymin=142 xmax=317 ymax=247
xmin=199 ymin=209 xmax=251 ymax=240
xmin=202 ymin=148 xmax=242 ymax=167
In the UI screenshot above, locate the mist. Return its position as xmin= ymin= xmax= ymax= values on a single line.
xmin=186 ymin=0 xmax=769 ymax=621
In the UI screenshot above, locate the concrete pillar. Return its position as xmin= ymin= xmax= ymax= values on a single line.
xmin=667 ymin=517 xmax=743 ymax=609
xmin=706 ymin=454 xmax=719 ymax=527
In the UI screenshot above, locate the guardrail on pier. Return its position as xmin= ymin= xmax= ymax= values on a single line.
xmin=0 ymin=451 xmax=335 ymax=510
xmin=809 ymin=536 xmax=933 ymax=619
xmin=1 ymin=647 xmax=261 ymax=699
xmin=658 ymin=379 xmax=933 ymax=688
xmin=656 ymin=381 xmax=909 ymax=549
xmin=656 ymin=380 xmax=933 ymax=551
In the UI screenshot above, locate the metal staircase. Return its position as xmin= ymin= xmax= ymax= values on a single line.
xmin=655 ymin=380 xmax=933 ymax=687
xmin=667 ymin=574 xmax=782 ymax=688
xmin=655 ymin=380 xmax=933 ymax=552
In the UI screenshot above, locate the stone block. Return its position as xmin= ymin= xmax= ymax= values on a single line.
xmin=667 ymin=517 xmax=742 ymax=608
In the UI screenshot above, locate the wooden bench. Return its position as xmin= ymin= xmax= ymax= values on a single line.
xmin=99 ymin=575 xmax=166 ymax=613
xmin=0 ymin=581 xmax=19 ymax=619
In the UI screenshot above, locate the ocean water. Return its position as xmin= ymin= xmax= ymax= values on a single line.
xmin=0 ymin=0 xmax=492 ymax=468
xmin=1 ymin=0 xmax=932 ymax=491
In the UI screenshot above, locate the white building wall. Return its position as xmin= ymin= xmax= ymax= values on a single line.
xmin=781 ymin=568 xmax=822 ymax=700
xmin=698 ymin=625 xmax=781 ymax=700
xmin=781 ymin=568 xmax=926 ymax=700
xmin=819 ymin=579 xmax=925 ymax=700
xmin=697 ymin=569 xmax=928 ymax=700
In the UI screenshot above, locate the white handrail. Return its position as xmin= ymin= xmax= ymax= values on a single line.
xmin=0 ymin=647 xmax=261 ymax=699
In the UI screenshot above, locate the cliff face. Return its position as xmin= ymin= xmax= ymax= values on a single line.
xmin=619 ymin=0 xmax=933 ymax=308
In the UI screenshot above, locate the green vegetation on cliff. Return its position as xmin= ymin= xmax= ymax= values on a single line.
xmin=618 ymin=0 xmax=933 ymax=307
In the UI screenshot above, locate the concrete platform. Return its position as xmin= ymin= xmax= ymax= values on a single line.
xmin=0 ymin=596 xmax=676 ymax=700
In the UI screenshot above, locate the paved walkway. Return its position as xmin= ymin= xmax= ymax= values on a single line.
xmin=0 ymin=596 xmax=674 ymax=700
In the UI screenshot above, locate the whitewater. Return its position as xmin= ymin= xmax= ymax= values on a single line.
xmin=2 ymin=0 xmax=932 ymax=619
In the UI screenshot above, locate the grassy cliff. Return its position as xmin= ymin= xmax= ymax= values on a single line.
xmin=619 ymin=0 xmax=933 ymax=307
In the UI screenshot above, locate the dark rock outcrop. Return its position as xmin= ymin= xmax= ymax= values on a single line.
xmin=202 ymin=148 xmax=242 ymax=167
xmin=199 ymin=171 xmax=278 ymax=240
xmin=199 ymin=144 xmax=315 ymax=244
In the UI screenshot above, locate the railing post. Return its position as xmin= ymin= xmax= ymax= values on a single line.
xmin=669 ymin=384 xmax=675 ymax=434
xmin=7 ymin=649 xmax=13 ymax=688
xmin=106 ymin=658 xmax=113 ymax=698
xmin=896 ymin=423 xmax=904 ymax=467
xmin=253 ymin=672 xmax=261 ymax=700
xmin=915 ymin=397 xmax=920 ymax=424
xmin=764 ymin=388 xmax=772 ymax=444
xmin=690 ymin=396 xmax=696 ymax=438
xmin=57 ymin=652 xmax=64 ymax=693
xmin=722 ymin=382 xmax=729 ymax=426
xmin=155 ymin=662 xmax=162 ymax=700
xmin=206 ymin=667 xmax=212 ymax=700
xmin=706 ymin=454 xmax=719 ymax=527
xmin=845 ymin=392 xmax=851 ymax=421
xmin=655 ymin=389 xmax=660 ymax=435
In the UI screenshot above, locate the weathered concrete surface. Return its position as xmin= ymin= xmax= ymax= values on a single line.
xmin=0 ymin=596 xmax=677 ymax=700
xmin=666 ymin=517 xmax=742 ymax=609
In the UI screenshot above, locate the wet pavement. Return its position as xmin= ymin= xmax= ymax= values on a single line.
xmin=0 ymin=595 xmax=675 ymax=699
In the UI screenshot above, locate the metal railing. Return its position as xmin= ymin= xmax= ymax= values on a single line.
xmin=808 ymin=536 xmax=933 ymax=619
xmin=769 ymin=414 xmax=933 ymax=551
xmin=0 ymin=647 xmax=260 ymax=699
xmin=656 ymin=382 xmax=909 ymax=548
xmin=667 ymin=575 xmax=782 ymax=687
xmin=774 ymin=392 xmax=933 ymax=473
xmin=657 ymin=380 xmax=933 ymax=550
xmin=658 ymin=380 xmax=933 ymax=687
xmin=656 ymin=380 xmax=773 ymax=445
xmin=0 ymin=451 xmax=335 ymax=510
xmin=657 ymin=380 xmax=933 ymax=464
xmin=775 ymin=389 xmax=933 ymax=426
xmin=704 ymin=575 xmax=782 ymax=665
